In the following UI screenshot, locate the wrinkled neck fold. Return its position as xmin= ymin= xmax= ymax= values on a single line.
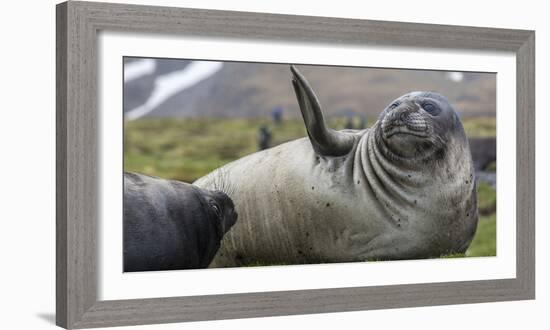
xmin=354 ymin=126 xmax=438 ymax=211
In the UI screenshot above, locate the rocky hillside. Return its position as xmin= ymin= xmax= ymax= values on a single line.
xmin=124 ymin=58 xmax=496 ymax=119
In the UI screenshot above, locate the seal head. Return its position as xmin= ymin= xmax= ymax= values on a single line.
xmin=377 ymin=91 xmax=462 ymax=163
xmin=199 ymin=188 xmax=239 ymax=239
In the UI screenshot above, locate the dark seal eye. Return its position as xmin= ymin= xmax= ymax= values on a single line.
xmin=389 ymin=102 xmax=400 ymax=110
xmin=210 ymin=202 xmax=221 ymax=216
xmin=422 ymin=102 xmax=440 ymax=115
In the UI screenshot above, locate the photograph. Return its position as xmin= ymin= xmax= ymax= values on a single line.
xmin=122 ymin=58 xmax=497 ymax=272
xmin=48 ymin=1 xmax=540 ymax=328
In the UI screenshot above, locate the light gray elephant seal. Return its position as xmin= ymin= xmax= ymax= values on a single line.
xmin=124 ymin=172 xmax=238 ymax=271
xmin=195 ymin=65 xmax=478 ymax=267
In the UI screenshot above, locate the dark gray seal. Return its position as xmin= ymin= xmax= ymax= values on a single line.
xmin=195 ymin=65 xmax=478 ymax=267
xmin=123 ymin=172 xmax=238 ymax=272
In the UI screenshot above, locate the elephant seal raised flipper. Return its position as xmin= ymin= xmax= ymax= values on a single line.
xmin=195 ymin=65 xmax=478 ymax=267
xmin=123 ymin=172 xmax=238 ymax=272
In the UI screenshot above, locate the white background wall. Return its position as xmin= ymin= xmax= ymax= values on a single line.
xmin=0 ymin=0 xmax=547 ymax=329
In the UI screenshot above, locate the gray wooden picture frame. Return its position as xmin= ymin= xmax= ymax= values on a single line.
xmin=56 ymin=1 xmax=535 ymax=328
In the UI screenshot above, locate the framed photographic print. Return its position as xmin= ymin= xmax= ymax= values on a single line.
xmin=56 ymin=1 xmax=535 ymax=328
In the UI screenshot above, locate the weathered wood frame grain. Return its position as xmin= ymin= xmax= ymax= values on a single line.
xmin=56 ymin=1 xmax=535 ymax=328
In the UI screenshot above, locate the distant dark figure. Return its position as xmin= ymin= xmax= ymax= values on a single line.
xmin=271 ymin=106 xmax=283 ymax=124
xmin=358 ymin=115 xmax=368 ymax=129
xmin=468 ymin=137 xmax=496 ymax=171
xmin=123 ymin=172 xmax=238 ymax=272
xmin=345 ymin=116 xmax=354 ymax=129
xmin=258 ymin=125 xmax=272 ymax=150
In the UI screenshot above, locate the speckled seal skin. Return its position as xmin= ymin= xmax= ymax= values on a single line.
xmin=194 ymin=65 xmax=478 ymax=267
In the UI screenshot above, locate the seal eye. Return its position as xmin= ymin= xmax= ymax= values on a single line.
xmin=211 ymin=203 xmax=221 ymax=216
xmin=389 ymin=102 xmax=400 ymax=110
xmin=422 ymin=102 xmax=440 ymax=115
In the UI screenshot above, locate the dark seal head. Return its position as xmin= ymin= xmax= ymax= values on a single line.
xmin=200 ymin=189 xmax=238 ymax=238
xmin=123 ymin=172 xmax=238 ymax=272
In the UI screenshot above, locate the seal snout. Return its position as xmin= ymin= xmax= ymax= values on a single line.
xmin=228 ymin=207 xmax=238 ymax=229
xmin=382 ymin=103 xmax=428 ymax=139
xmin=222 ymin=193 xmax=239 ymax=231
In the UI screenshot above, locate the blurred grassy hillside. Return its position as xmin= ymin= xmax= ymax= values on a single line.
xmin=136 ymin=60 xmax=496 ymax=118
xmin=125 ymin=117 xmax=355 ymax=183
xmin=124 ymin=116 xmax=496 ymax=258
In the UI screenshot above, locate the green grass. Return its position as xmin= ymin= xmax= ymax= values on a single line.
xmin=125 ymin=118 xmax=306 ymax=182
xmin=462 ymin=180 xmax=496 ymax=257
xmin=124 ymin=116 xmax=497 ymax=259
xmin=124 ymin=117 xmax=368 ymax=182
xmin=466 ymin=214 xmax=496 ymax=257
xmin=477 ymin=181 xmax=497 ymax=215
xmin=462 ymin=116 xmax=497 ymax=137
